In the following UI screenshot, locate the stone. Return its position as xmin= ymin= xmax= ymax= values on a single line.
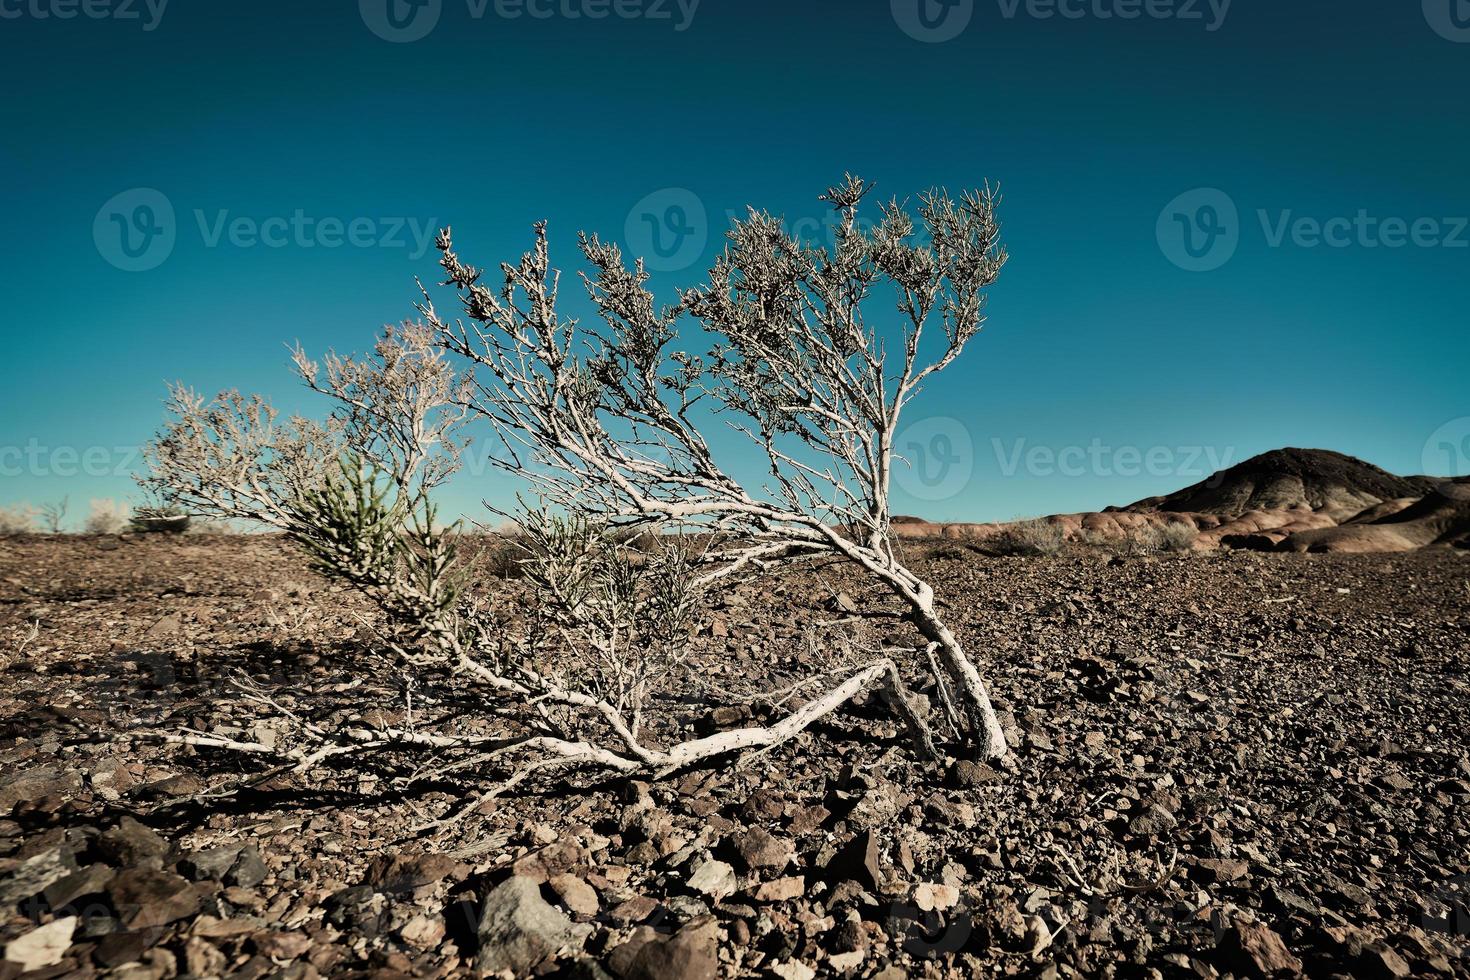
xmin=0 ymin=766 xmax=83 ymax=811
xmin=772 ymin=961 xmax=816 ymax=980
xmin=946 ymin=761 xmax=1003 ymax=789
xmin=183 ymin=937 xmax=227 ymax=977
xmin=226 ymin=845 xmax=268 ymax=888
xmin=1356 ymin=944 xmax=1412 ymax=979
xmin=1195 ymin=857 xmax=1249 ymax=883
xmin=732 ymin=826 xmax=793 ymax=871
xmin=1217 ymin=918 xmax=1303 ymax=977
xmin=753 ymin=876 xmax=805 ymax=902
xmin=180 ymin=845 xmax=242 ymax=881
xmin=364 ymin=850 xmax=459 ymax=895
xmin=1128 ymin=803 xmax=1177 ymax=837
xmin=686 ymin=859 xmax=737 ymax=902
xmin=108 ymin=868 xmax=201 ymax=928
xmin=43 ymin=864 xmax=115 ymax=910
xmin=914 ymin=882 xmax=960 ymax=911
xmin=548 ymin=873 xmax=600 ymax=916
xmin=476 ymin=874 xmax=588 ymax=975
xmin=98 ymin=817 xmax=170 ymax=866
xmin=622 ymin=917 xmax=718 ymax=980
xmin=399 ymin=914 xmax=447 ymax=950
xmin=3 ymin=916 xmax=76 ymax=971
xmin=251 ymin=930 xmax=312 ymax=960
xmin=825 ymin=831 xmax=881 ymax=891
xmin=0 ymin=847 xmax=78 ymax=904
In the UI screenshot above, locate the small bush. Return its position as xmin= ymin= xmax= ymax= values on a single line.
xmin=0 ymin=504 xmax=37 ymax=536
xmin=1157 ymin=522 xmax=1199 ymax=552
xmin=85 ymin=499 xmax=132 ymax=534
xmin=986 ymin=519 xmax=1066 ymax=556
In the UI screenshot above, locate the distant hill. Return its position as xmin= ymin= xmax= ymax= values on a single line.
xmin=1120 ymin=448 xmax=1442 ymax=521
xmin=892 ymin=447 xmax=1467 ymax=554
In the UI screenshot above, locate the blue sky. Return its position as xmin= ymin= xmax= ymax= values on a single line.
xmin=2 ymin=0 xmax=1467 ymax=525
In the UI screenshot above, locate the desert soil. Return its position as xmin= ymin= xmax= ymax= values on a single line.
xmin=1 ymin=535 xmax=1468 ymax=979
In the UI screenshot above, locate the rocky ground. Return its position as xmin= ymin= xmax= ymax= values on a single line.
xmin=1 ymin=534 xmax=1468 ymax=979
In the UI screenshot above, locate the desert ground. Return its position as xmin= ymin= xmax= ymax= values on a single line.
xmin=1 ymin=533 xmax=1467 ymax=979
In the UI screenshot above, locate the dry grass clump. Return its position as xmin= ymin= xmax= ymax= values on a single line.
xmin=985 ymin=519 xmax=1066 ymax=557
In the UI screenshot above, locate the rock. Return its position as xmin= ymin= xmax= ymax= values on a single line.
xmin=0 ymin=846 xmax=78 ymax=904
xmin=43 ymin=864 xmax=115 ymax=909
xmin=1195 ymin=857 xmax=1249 ymax=883
xmin=179 ymin=845 xmax=242 ymax=881
xmin=548 ymin=873 xmax=600 ymax=916
xmin=0 ymin=766 xmax=82 ymax=811
xmin=686 ymin=859 xmax=737 ymax=902
xmin=1356 ymin=943 xmax=1412 ymax=979
xmin=622 ymin=917 xmax=718 ymax=980
xmin=947 ymin=761 xmax=1003 ymax=789
xmin=832 ymin=592 xmax=859 ymax=614
xmin=108 ymin=868 xmax=202 ymax=928
xmin=3 ymin=916 xmax=76 ymax=971
xmin=398 ymin=913 xmax=446 ymax=950
xmin=251 ymin=930 xmax=312 ymax=960
xmin=914 ymin=882 xmax=960 ymax=911
xmin=788 ymin=805 xmax=830 ymax=835
xmin=753 ymin=876 xmax=805 ymax=902
xmin=1217 ymin=918 xmax=1303 ymax=977
xmin=95 ymin=926 xmax=167 ymax=968
xmin=825 ymin=831 xmax=882 ymax=891
xmin=98 ymin=817 xmax=170 ymax=866
xmin=829 ymin=949 xmax=865 ymax=972
xmin=226 ymin=845 xmax=267 ymax=888
xmin=365 ymin=850 xmax=459 ymax=895
xmin=476 ymin=874 xmax=588 ymax=975
xmin=183 ymin=937 xmax=227 ymax=977
xmin=1128 ymin=803 xmax=1177 ymax=837
xmin=732 ymin=826 xmax=793 ymax=871
xmin=772 ymin=961 xmax=816 ymax=980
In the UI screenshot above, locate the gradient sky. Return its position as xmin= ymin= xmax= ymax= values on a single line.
xmin=2 ymin=0 xmax=1467 ymax=526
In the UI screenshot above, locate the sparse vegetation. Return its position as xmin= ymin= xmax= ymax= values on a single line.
xmin=985 ymin=518 xmax=1067 ymax=556
xmin=0 ymin=504 xmax=36 ymax=536
xmin=138 ymin=176 xmax=1006 ymax=805
xmin=38 ymin=498 xmax=68 ymax=534
xmin=84 ymin=498 xmax=132 ymax=534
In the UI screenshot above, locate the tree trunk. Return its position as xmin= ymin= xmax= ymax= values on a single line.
xmin=909 ymin=600 xmax=1008 ymax=761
